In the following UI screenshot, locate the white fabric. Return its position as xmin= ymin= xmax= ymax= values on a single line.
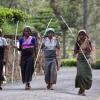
xmin=0 ymin=28 xmax=2 ymax=32
xmin=78 ymin=29 xmax=86 ymax=34
xmin=0 ymin=37 xmax=8 ymax=46
xmin=43 ymin=37 xmax=57 ymax=50
xmin=46 ymin=28 xmax=55 ymax=33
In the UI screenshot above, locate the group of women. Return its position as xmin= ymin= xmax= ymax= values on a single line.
xmin=0 ymin=27 xmax=92 ymax=96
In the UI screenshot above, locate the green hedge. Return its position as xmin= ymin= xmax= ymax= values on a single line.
xmin=61 ymin=58 xmax=77 ymax=67
xmin=61 ymin=58 xmax=100 ymax=69
xmin=0 ymin=6 xmax=31 ymax=34
xmin=0 ymin=6 xmax=29 ymax=26
xmin=91 ymin=58 xmax=100 ymax=69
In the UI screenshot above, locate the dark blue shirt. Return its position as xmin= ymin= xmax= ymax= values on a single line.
xmin=19 ymin=36 xmax=36 ymax=47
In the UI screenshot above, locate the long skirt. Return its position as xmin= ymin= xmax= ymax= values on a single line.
xmin=44 ymin=58 xmax=57 ymax=84
xmin=75 ymin=53 xmax=92 ymax=90
xmin=20 ymin=48 xmax=34 ymax=83
xmin=0 ymin=47 xmax=5 ymax=82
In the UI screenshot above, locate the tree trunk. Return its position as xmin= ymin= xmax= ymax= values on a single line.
xmin=62 ymin=30 xmax=66 ymax=58
xmin=83 ymin=0 xmax=88 ymax=30
xmin=49 ymin=0 xmax=67 ymax=58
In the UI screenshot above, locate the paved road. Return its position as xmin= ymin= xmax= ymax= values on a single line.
xmin=0 ymin=68 xmax=100 ymax=100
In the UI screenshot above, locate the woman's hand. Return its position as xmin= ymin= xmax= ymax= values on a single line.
xmin=12 ymin=45 xmax=17 ymax=49
xmin=12 ymin=45 xmax=21 ymax=51
xmin=56 ymin=36 xmax=60 ymax=49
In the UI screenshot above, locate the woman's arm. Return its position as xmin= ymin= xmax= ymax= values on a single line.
xmin=74 ymin=42 xmax=80 ymax=55
xmin=13 ymin=45 xmax=22 ymax=51
xmin=56 ymin=37 xmax=60 ymax=49
xmin=84 ymin=40 xmax=92 ymax=53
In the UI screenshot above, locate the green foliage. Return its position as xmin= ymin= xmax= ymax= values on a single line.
xmin=26 ymin=8 xmax=61 ymax=34
xmin=2 ymin=21 xmax=25 ymax=35
xmin=63 ymin=0 xmax=82 ymax=28
xmin=0 ymin=6 xmax=30 ymax=34
xmin=61 ymin=58 xmax=77 ymax=67
xmin=2 ymin=21 xmax=15 ymax=34
xmin=92 ymin=58 xmax=100 ymax=69
xmin=0 ymin=6 xmax=29 ymax=26
xmin=61 ymin=58 xmax=100 ymax=69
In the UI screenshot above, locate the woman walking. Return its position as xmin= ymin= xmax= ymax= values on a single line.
xmin=17 ymin=27 xmax=36 ymax=90
xmin=0 ymin=28 xmax=8 ymax=90
xmin=74 ymin=29 xmax=92 ymax=96
xmin=42 ymin=28 xmax=60 ymax=90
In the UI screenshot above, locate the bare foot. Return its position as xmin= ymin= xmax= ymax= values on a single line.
xmin=47 ymin=84 xmax=50 ymax=89
xmin=0 ymin=87 xmax=2 ymax=90
xmin=25 ymin=83 xmax=31 ymax=90
xmin=49 ymin=84 xmax=54 ymax=90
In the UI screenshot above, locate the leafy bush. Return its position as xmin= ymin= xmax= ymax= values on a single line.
xmin=91 ymin=58 xmax=100 ymax=69
xmin=0 ymin=6 xmax=29 ymax=26
xmin=2 ymin=21 xmax=25 ymax=35
xmin=61 ymin=58 xmax=77 ymax=67
xmin=61 ymin=58 xmax=100 ymax=69
xmin=0 ymin=6 xmax=30 ymax=34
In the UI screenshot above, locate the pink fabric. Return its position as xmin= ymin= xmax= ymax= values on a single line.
xmin=22 ymin=36 xmax=33 ymax=49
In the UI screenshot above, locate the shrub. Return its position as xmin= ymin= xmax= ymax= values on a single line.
xmin=0 ymin=6 xmax=30 ymax=34
xmin=61 ymin=58 xmax=76 ymax=67
xmin=61 ymin=58 xmax=100 ymax=69
xmin=92 ymin=58 xmax=100 ymax=69
xmin=0 ymin=6 xmax=29 ymax=26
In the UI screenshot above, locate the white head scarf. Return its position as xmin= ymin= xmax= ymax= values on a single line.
xmin=0 ymin=28 xmax=2 ymax=32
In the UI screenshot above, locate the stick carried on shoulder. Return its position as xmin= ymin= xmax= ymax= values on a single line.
xmin=33 ymin=17 xmax=53 ymax=76
xmin=11 ymin=21 xmax=19 ymax=84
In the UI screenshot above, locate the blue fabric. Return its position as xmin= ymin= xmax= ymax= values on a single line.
xmin=19 ymin=36 xmax=36 ymax=46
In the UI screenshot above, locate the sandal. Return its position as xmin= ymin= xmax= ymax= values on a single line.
xmin=0 ymin=87 xmax=2 ymax=90
xmin=47 ymin=84 xmax=50 ymax=89
xmin=25 ymin=83 xmax=31 ymax=90
xmin=78 ymin=88 xmax=86 ymax=96
xmin=49 ymin=84 xmax=54 ymax=90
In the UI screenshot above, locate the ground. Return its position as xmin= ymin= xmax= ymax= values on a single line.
xmin=0 ymin=67 xmax=100 ymax=100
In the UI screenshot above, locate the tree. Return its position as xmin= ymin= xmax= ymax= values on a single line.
xmin=49 ymin=0 xmax=81 ymax=58
xmin=49 ymin=0 xmax=68 ymax=58
xmin=83 ymin=0 xmax=88 ymax=30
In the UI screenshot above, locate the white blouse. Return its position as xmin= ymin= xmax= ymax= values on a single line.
xmin=0 ymin=37 xmax=7 ymax=46
xmin=43 ymin=37 xmax=57 ymax=50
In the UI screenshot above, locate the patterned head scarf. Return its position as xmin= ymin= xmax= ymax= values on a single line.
xmin=77 ymin=29 xmax=89 ymax=41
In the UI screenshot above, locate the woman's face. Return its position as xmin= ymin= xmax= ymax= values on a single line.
xmin=79 ymin=32 xmax=87 ymax=41
xmin=48 ymin=32 xmax=53 ymax=38
xmin=23 ymin=30 xmax=30 ymax=37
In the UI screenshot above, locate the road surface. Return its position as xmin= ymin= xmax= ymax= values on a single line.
xmin=0 ymin=68 xmax=100 ymax=100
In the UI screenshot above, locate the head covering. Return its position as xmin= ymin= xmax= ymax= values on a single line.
xmin=0 ymin=28 xmax=2 ymax=32
xmin=78 ymin=29 xmax=89 ymax=37
xmin=24 ymin=26 xmax=31 ymax=28
xmin=77 ymin=29 xmax=89 ymax=42
xmin=46 ymin=28 xmax=55 ymax=35
xmin=78 ymin=29 xmax=86 ymax=34
xmin=23 ymin=26 xmax=32 ymax=36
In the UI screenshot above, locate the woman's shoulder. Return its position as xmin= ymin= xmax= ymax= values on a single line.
xmin=2 ymin=37 xmax=7 ymax=40
xmin=31 ymin=36 xmax=36 ymax=39
xmin=19 ymin=37 xmax=24 ymax=42
xmin=19 ymin=36 xmax=23 ymax=39
xmin=0 ymin=37 xmax=7 ymax=42
xmin=43 ymin=37 xmax=48 ymax=41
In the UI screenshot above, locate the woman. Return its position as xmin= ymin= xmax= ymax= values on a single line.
xmin=18 ymin=27 xmax=36 ymax=90
xmin=42 ymin=28 xmax=60 ymax=90
xmin=0 ymin=28 xmax=8 ymax=90
xmin=74 ymin=29 xmax=92 ymax=96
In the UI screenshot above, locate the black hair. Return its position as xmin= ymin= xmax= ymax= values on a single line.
xmin=23 ymin=27 xmax=32 ymax=36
